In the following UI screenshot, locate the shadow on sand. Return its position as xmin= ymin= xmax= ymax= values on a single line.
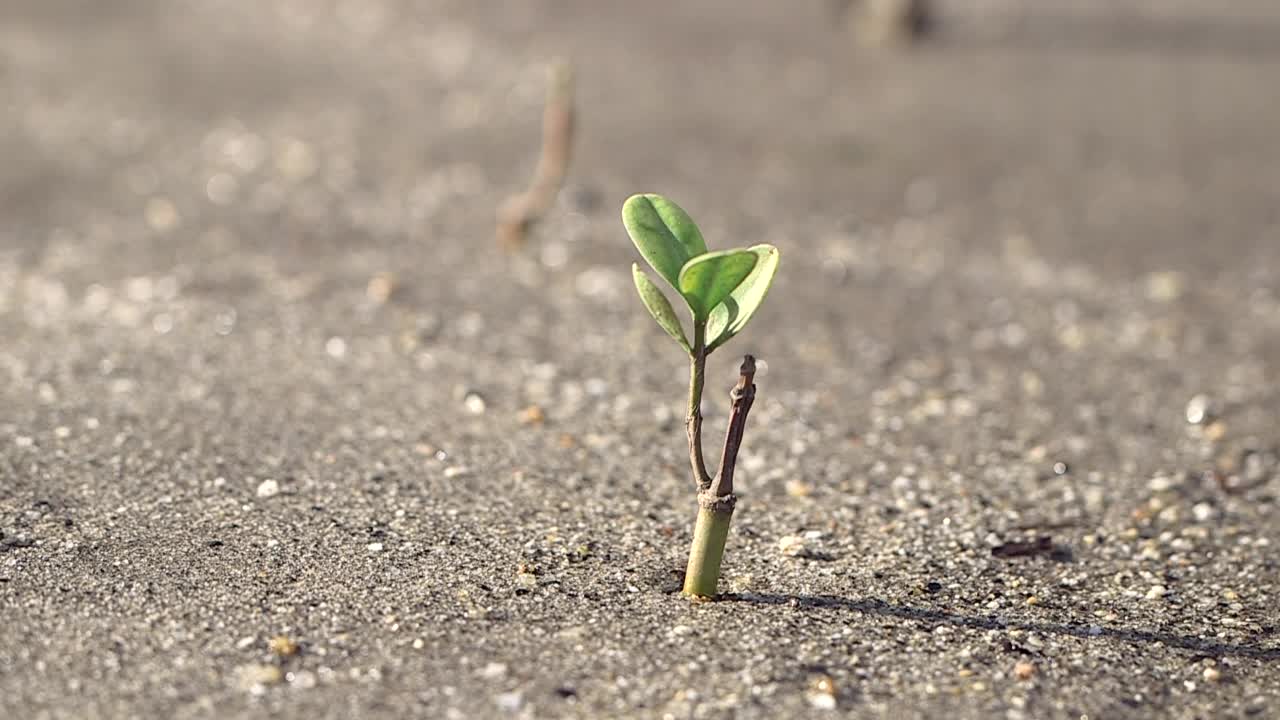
xmin=724 ymin=593 xmax=1280 ymax=661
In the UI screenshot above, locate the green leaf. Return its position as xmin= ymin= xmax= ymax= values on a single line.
xmin=705 ymin=296 xmax=740 ymax=350
xmin=622 ymin=194 xmax=708 ymax=292
xmin=706 ymin=244 xmax=780 ymax=352
xmin=632 ymin=264 xmax=691 ymax=353
xmin=677 ymin=249 xmax=758 ymax=322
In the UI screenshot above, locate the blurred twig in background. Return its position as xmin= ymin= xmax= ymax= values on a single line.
xmin=835 ymin=0 xmax=932 ymax=49
xmin=497 ymin=59 xmax=575 ymax=251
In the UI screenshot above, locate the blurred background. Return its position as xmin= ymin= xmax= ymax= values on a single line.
xmin=5 ymin=0 xmax=1279 ymax=279
xmin=5 ymin=0 xmax=1280 ymax=468
xmin=3 ymin=2 xmax=1280 ymax=716
xmin=4 ymin=0 xmax=1280 ymax=506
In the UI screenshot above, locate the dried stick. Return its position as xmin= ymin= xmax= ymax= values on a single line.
xmin=497 ymin=59 xmax=575 ymax=251
xmin=708 ymin=355 xmax=756 ymax=499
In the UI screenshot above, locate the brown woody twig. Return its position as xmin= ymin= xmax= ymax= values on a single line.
xmin=707 ymin=355 xmax=756 ymax=499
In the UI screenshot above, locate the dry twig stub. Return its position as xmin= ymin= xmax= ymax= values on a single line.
xmin=707 ymin=354 xmax=756 ymax=500
xmin=497 ymin=59 xmax=575 ymax=251
xmin=836 ymin=0 xmax=932 ymax=48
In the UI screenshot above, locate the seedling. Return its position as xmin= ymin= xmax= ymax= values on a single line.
xmin=622 ymin=194 xmax=780 ymax=598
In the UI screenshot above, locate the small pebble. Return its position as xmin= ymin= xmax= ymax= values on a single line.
xmin=778 ymin=535 xmax=807 ymax=557
xmin=1191 ymin=503 xmax=1216 ymax=523
xmin=1203 ymin=666 xmax=1221 ymax=683
xmin=144 ymin=196 xmax=180 ymax=231
xmin=366 ymin=273 xmax=397 ymax=304
xmin=256 ymin=479 xmax=280 ymax=498
xmin=275 ymin=138 xmax=318 ymax=181
xmin=1185 ymin=394 xmax=1211 ymax=424
xmin=325 ymin=337 xmax=347 ymax=359
xmin=807 ymin=674 xmax=837 ymax=710
xmin=367 ymin=542 xmax=384 ymax=552
xmin=495 ymin=691 xmax=523 ymax=712
xmin=464 ymin=391 xmax=487 ymax=414
xmin=288 ymin=669 xmax=317 ymax=689
xmin=268 ymin=635 xmax=299 ymax=657
xmin=1013 ymin=661 xmax=1036 ymax=680
xmin=1242 ymin=451 xmax=1272 ymax=482
xmin=480 ymin=662 xmax=508 ymax=679
xmin=808 ymin=691 xmax=837 ymax=710
xmin=236 ymin=664 xmax=283 ymax=693
xmin=1145 ymin=585 xmax=1168 ymax=600
xmin=1203 ymin=421 xmax=1227 ymax=441
xmin=206 ymin=173 xmax=238 ymax=205
xmin=443 ymin=466 xmax=472 ymax=479
xmin=785 ymin=479 xmax=813 ymax=497
xmin=1145 ymin=271 xmax=1184 ymax=302
xmin=518 ymin=405 xmax=545 ymax=424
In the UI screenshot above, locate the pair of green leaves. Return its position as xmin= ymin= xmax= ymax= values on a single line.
xmin=624 ymin=194 xmax=779 ymax=355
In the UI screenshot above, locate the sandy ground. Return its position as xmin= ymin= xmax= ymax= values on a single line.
xmin=2 ymin=1 xmax=1279 ymax=718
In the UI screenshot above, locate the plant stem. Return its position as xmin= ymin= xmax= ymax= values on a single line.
xmin=683 ymin=506 xmax=732 ymax=597
xmin=686 ymin=323 xmax=711 ymax=490
xmin=683 ymin=355 xmax=757 ymax=598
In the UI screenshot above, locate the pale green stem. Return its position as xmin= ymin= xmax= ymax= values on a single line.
xmin=683 ymin=506 xmax=732 ymax=597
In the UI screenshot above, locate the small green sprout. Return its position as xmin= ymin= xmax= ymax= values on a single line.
xmin=622 ymin=193 xmax=780 ymax=598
